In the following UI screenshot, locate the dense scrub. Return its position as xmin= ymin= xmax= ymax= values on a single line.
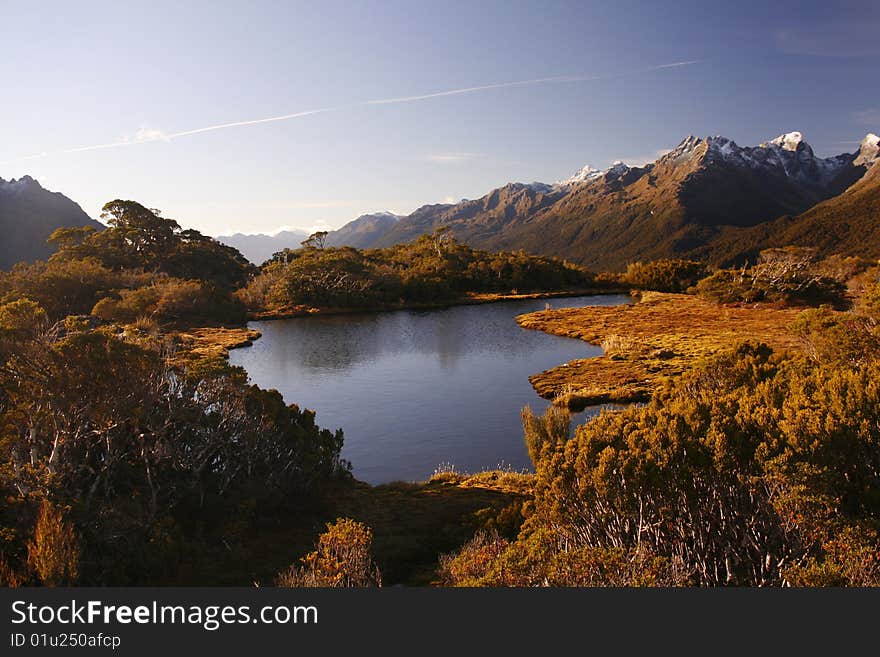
xmin=0 ymin=301 xmax=349 ymax=584
xmin=239 ymin=229 xmax=596 ymax=312
xmin=0 ymin=205 xmax=349 ymax=585
xmin=694 ymin=247 xmax=853 ymax=307
xmin=443 ymin=285 xmax=880 ymax=586
xmin=0 ymin=200 xmax=250 ymax=325
xmin=621 ymin=259 xmax=707 ymax=293
xmin=443 ymin=343 xmax=880 ymax=586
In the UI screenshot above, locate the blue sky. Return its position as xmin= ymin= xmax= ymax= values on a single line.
xmin=1 ymin=0 xmax=878 ymax=235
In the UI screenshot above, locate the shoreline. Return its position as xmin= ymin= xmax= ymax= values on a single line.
xmin=246 ymin=287 xmax=629 ymax=322
xmin=177 ymin=287 xmax=627 ymax=360
xmin=516 ymin=291 xmax=806 ymax=411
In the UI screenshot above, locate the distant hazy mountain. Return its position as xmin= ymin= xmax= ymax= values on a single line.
xmin=325 ymin=131 xmax=877 ymax=270
xmin=325 ymin=211 xmax=402 ymax=248
xmin=215 ymin=229 xmax=309 ymax=264
xmin=0 ymin=176 xmax=103 ymax=269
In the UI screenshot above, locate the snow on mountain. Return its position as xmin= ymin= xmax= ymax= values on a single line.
xmin=689 ymin=132 xmax=854 ymax=186
xmin=767 ymin=131 xmax=804 ymax=151
xmin=854 ymin=133 xmax=880 ymax=167
xmin=558 ymin=164 xmax=604 ymax=186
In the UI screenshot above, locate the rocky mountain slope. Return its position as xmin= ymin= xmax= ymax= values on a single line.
xmin=713 ymin=133 xmax=880 ymax=262
xmin=324 ymin=211 xmax=402 ymax=248
xmin=0 ymin=176 xmax=103 ymax=269
xmin=327 ymin=131 xmax=877 ymax=270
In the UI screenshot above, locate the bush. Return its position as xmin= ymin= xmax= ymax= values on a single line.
xmin=696 ymin=248 xmax=848 ymax=307
xmin=793 ymin=306 xmax=880 ymax=366
xmin=622 ymin=259 xmax=706 ymax=293
xmin=443 ymin=343 xmax=880 ymax=586
xmin=244 ymin=232 xmax=595 ymax=313
xmin=0 ymin=325 xmax=349 ymax=584
xmin=276 ymin=518 xmax=381 ymax=587
xmin=26 ymin=501 xmax=80 ymax=587
xmin=92 ymin=279 xmax=247 ymax=325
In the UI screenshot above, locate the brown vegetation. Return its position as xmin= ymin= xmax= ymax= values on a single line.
xmin=518 ymin=292 xmax=805 ymax=408
xmin=176 ymin=327 xmax=263 ymax=360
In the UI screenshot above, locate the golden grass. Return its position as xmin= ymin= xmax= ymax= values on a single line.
xmin=517 ymin=292 xmax=806 ymax=408
xmin=175 ymin=326 xmax=262 ymax=360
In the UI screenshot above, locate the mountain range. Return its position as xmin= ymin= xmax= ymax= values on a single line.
xmin=215 ymin=229 xmax=309 ymax=265
xmin=323 ymin=131 xmax=880 ymax=269
xmin=0 ymin=176 xmax=103 ymax=269
xmin=213 ymin=212 xmax=404 ymax=263
xmin=2 ymin=130 xmax=878 ymax=271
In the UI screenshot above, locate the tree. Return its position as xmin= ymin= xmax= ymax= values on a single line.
xmin=428 ymin=226 xmax=453 ymax=258
xmin=46 ymin=199 xmax=253 ymax=291
xmin=301 ymin=231 xmax=328 ymax=250
xmin=0 ymin=319 xmax=349 ymax=584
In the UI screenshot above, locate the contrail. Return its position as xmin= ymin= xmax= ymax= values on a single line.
xmin=362 ymin=61 xmax=701 ymax=106
xmin=1 ymin=60 xmax=701 ymax=165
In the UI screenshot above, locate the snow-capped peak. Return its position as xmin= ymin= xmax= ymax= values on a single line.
xmin=854 ymin=133 xmax=880 ymax=167
xmin=558 ymin=160 xmax=632 ymax=186
xmin=607 ymin=161 xmax=629 ymax=175
xmin=766 ymin=131 xmax=804 ymax=151
xmin=559 ymin=164 xmax=603 ymax=185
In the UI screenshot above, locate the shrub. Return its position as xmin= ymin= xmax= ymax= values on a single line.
xmin=276 ymin=518 xmax=381 ymax=587
xmin=622 ymin=259 xmax=706 ymax=293
xmin=792 ymin=306 xmax=880 ymax=366
xmin=444 ymin=344 xmax=880 ymax=586
xmin=0 ymin=326 xmax=348 ymax=584
xmin=92 ymin=279 xmax=247 ymax=325
xmin=696 ymin=248 xmax=848 ymax=307
xmin=242 ymin=233 xmax=595 ymax=313
xmin=26 ymin=501 xmax=80 ymax=586
xmin=438 ymin=531 xmax=510 ymax=586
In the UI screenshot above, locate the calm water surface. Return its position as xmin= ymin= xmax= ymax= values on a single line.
xmin=229 ymin=294 xmax=630 ymax=484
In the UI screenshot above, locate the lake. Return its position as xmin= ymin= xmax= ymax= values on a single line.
xmin=228 ymin=294 xmax=630 ymax=484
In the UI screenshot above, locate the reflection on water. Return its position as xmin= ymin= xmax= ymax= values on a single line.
xmin=229 ymin=295 xmax=630 ymax=484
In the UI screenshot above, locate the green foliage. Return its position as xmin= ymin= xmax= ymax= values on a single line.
xmin=696 ymin=247 xmax=847 ymax=307
xmin=0 ymin=322 xmax=349 ymax=584
xmin=793 ymin=305 xmax=880 ymax=366
xmin=49 ymin=200 xmax=253 ymax=291
xmin=244 ymin=230 xmax=596 ymax=311
xmin=622 ymin=259 xmax=706 ymax=293
xmin=91 ymin=279 xmax=246 ymax=325
xmin=521 ymin=404 xmax=569 ymax=467
xmin=0 ymin=199 xmax=254 ymax=326
xmin=275 ymin=518 xmax=381 ymax=587
xmin=0 ymin=257 xmax=151 ymax=320
xmin=0 ymin=298 xmax=47 ymax=334
xmin=861 ymin=281 xmax=880 ymax=320
xmin=444 ymin=341 xmax=880 ymax=586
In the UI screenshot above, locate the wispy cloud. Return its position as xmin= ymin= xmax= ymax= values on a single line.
xmin=132 ymin=127 xmax=170 ymax=143
xmin=1 ymin=60 xmax=702 ymax=165
xmin=425 ymin=152 xmax=481 ymax=164
xmin=365 ymin=60 xmax=700 ymax=106
xmin=854 ymin=108 xmax=880 ymax=126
